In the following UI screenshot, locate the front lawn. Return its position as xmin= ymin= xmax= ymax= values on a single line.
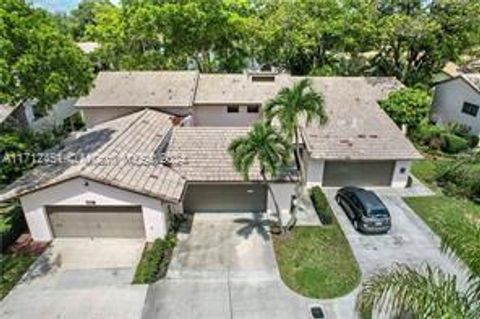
xmin=406 ymin=157 xmax=480 ymax=274
xmin=273 ymin=224 xmax=361 ymax=299
xmin=0 ymin=253 xmax=37 ymax=299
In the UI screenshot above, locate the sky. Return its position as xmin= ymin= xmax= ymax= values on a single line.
xmin=30 ymin=0 xmax=120 ymax=13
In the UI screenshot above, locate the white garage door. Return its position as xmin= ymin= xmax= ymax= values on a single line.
xmin=47 ymin=205 xmax=145 ymax=238
xmin=183 ymin=184 xmax=267 ymax=213
xmin=323 ymin=161 xmax=395 ymax=187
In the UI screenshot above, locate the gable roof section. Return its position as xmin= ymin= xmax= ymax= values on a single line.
xmin=434 ymin=73 xmax=480 ymax=93
xmin=0 ymin=109 xmax=186 ymax=202
xmin=194 ymin=73 xmax=293 ymax=105
xmin=76 ymin=71 xmax=199 ymax=108
xmin=301 ymin=77 xmax=422 ymax=160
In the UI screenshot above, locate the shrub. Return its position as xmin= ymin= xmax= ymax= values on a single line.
xmin=467 ymin=135 xmax=479 ymax=148
xmin=380 ymin=87 xmax=432 ymax=131
xmin=436 ymin=157 xmax=480 ymax=201
xmin=0 ymin=206 xmax=27 ymax=253
xmin=133 ymin=234 xmax=177 ymax=284
xmin=310 ymin=186 xmax=334 ymax=225
xmin=440 ymin=133 xmax=469 ymax=154
xmin=411 ymin=121 xmax=445 ymax=149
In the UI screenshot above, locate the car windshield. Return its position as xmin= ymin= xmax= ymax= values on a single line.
xmin=368 ymin=208 xmax=388 ymax=217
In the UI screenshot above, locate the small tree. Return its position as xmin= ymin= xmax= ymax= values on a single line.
xmin=228 ymin=123 xmax=291 ymax=233
xmin=264 ymin=78 xmax=327 ymax=185
xmin=380 ymin=87 xmax=432 ymax=133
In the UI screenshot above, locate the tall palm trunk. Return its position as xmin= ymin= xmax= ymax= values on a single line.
xmin=294 ymin=128 xmax=305 ymax=185
xmin=261 ymin=169 xmax=284 ymax=235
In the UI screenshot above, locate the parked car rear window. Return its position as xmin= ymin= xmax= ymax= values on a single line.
xmin=369 ymin=208 xmax=388 ymax=216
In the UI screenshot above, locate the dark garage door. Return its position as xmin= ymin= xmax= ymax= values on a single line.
xmin=183 ymin=184 xmax=267 ymax=213
xmin=47 ymin=205 xmax=145 ymax=238
xmin=323 ymin=161 xmax=395 ymax=187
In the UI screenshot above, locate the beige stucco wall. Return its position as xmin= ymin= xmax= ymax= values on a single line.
xmin=266 ymin=183 xmax=296 ymax=217
xmin=81 ymin=106 xmax=190 ymax=128
xmin=81 ymin=107 xmax=139 ymax=128
xmin=19 ymin=178 xmax=169 ymax=242
xmin=193 ymin=105 xmax=261 ymax=126
xmin=432 ymin=78 xmax=480 ymax=135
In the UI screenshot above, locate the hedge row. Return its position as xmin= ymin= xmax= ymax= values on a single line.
xmin=310 ymin=186 xmax=334 ymax=225
xmin=133 ymin=234 xmax=177 ymax=284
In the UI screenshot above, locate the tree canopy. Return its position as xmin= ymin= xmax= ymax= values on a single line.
xmin=62 ymin=0 xmax=479 ymax=85
xmin=0 ymin=0 xmax=94 ymax=111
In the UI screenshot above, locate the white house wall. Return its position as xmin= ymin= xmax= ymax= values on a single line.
xmin=267 ymin=183 xmax=296 ymax=216
xmin=19 ymin=178 xmax=169 ymax=242
xmin=193 ymin=105 xmax=261 ymax=126
xmin=81 ymin=107 xmax=139 ymax=128
xmin=432 ymin=78 xmax=480 ymax=135
xmin=391 ymin=160 xmax=412 ymax=188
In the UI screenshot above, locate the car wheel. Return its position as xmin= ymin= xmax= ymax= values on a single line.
xmin=353 ymin=220 xmax=359 ymax=230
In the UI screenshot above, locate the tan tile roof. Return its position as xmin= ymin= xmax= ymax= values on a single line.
xmin=301 ymin=77 xmax=422 ymax=160
xmin=167 ymin=127 xmax=298 ymax=182
xmin=194 ymin=73 xmax=293 ymax=105
xmin=0 ymin=109 xmax=186 ymax=202
xmin=76 ymin=71 xmax=198 ymax=108
xmin=167 ymin=127 xmax=262 ymax=182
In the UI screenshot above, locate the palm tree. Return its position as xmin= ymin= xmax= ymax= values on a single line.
xmin=228 ymin=123 xmax=291 ymax=232
xmin=264 ymin=78 xmax=327 ymax=185
xmin=356 ymin=216 xmax=480 ymax=318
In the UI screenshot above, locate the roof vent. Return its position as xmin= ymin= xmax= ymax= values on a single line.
xmin=369 ymin=134 xmax=378 ymax=139
xmin=358 ymin=134 xmax=366 ymax=138
xmin=149 ymin=174 xmax=159 ymax=180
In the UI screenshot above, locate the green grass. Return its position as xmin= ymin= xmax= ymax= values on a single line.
xmin=406 ymin=157 xmax=480 ymax=273
xmin=0 ymin=253 xmax=37 ymax=300
xmin=273 ymin=224 xmax=361 ymax=299
xmin=411 ymin=157 xmax=450 ymax=190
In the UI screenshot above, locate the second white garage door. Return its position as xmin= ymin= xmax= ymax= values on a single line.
xmin=322 ymin=161 xmax=395 ymax=187
xmin=183 ymin=184 xmax=267 ymax=213
xmin=47 ymin=205 xmax=145 ymax=238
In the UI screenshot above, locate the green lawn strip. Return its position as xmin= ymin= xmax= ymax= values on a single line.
xmin=273 ymin=224 xmax=361 ymax=299
xmin=404 ymin=195 xmax=480 ymax=269
xmin=1 ymin=253 xmax=37 ymax=300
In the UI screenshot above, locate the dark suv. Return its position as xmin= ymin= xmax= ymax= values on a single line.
xmin=335 ymin=187 xmax=391 ymax=234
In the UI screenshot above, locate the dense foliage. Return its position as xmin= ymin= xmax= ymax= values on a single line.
xmin=49 ymin=0 xmax=480 ymax=85
xmin=0 ymin=128 xmax=66 ymax=187
xmin=133 ymin=234 xmax=177 ymax=284
xmin=0 ymin=0 xmax=94 ymax=114
xmin=310 ymin=186 xmax=334 ymax=225
xmin=0 ymin=206 xmax=27 ymax=252
xmin=380 ymin=87 xmax=432 ymax=131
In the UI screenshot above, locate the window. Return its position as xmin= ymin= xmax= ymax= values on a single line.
xmin=462 ymin=102 xmax=479 ymax=117
xmin=247 ymin=105 xmax=260 ymax=113
xmin=227 ymin=106 xmax=239 ymax=113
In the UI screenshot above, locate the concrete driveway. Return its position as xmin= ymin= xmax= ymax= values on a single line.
xmin=143 ymin=213 xmax=353 ymax=319
xmin=0 ymin=238 xmax=147 ymax=319
xmin=323 ymin=189 xmax=465 ymax=278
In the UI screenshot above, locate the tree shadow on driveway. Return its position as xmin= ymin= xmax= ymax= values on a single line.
xmin=233 ymin=213 xmax=271 ymax=241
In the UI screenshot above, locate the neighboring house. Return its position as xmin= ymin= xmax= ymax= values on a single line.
xmin=0 ymin=43 xmax=99 ymax=131
xmin=0 ymin=71 xmax=421 ymax=243
xmin=432 ymin=73 xmax=480 ymax=135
